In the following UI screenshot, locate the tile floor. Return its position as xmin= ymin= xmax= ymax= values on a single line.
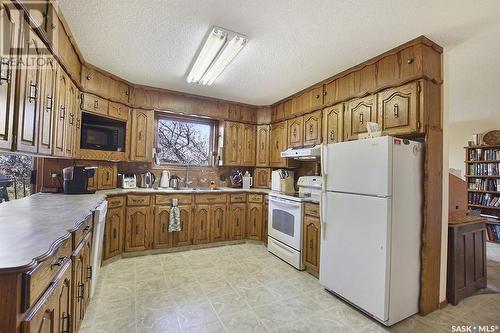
xmin=81 ymin=242 xmax=500 ymax=333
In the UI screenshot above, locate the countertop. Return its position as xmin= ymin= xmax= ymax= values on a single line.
xmin=0 ymin=187 xmax=270 ymax=271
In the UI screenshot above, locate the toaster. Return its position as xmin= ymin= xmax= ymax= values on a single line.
xmin=119 ymin=174 xmax=137 ymax=189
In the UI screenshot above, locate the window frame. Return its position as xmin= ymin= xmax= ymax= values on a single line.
xmin=155 ymin=113 xmax=217 ymax=167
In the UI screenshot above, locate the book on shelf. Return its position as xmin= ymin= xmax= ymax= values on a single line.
xmin=486 ymin=224 xmax=500 ymax=242
xmin=468 ymin=178 xmax=499 ymax=191
xmin=467 ymin=162 xmax=499 ymax=176
xmin=468 ymin=148 xmax=500 ymax=161
xmin=468 ymin=192 xmax=500 ymax=207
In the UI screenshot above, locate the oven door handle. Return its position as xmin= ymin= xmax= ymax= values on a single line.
xmin=269 ymin=197 xmax=302 ymax=208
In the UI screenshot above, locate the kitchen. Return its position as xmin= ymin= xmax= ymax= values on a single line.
xmin=0 ymin=1 xmax=499 ymax=332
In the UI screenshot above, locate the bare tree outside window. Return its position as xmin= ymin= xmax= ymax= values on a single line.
xmin=0 ymin=153 xmax=34 ymax=202
xmin=156 ymin=117 xmax=213 ymax=166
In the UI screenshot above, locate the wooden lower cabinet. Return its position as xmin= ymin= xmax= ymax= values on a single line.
xmin=103 ymin=206 xmax=124 ymax=260
xmin=228 ymin=203 xmax=246 ymax=240
xmin=172 ymin=205 xmax=193 ymax=247
xmin=125 ymin=206 xmax=152 ymax=251
xmin=193 ymin=205 xmax=211 ymax=244
xmin=71 ymin=232 xmax=92 ymax=332
xmin=303 ymin=214 xmax=321 ymax=277
xmin=211 ymin=204 xmax=227 ymax=242
xmin=262 ymin=197 xmax=269 ymax=244
xmin=247 ymin=202 xmax=262 ymax=240
xmin=154 ymin=205 xmax=173 ymax=248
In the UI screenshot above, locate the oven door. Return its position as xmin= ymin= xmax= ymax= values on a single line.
xmin=268 ymin=196 xmax=303 ymax=251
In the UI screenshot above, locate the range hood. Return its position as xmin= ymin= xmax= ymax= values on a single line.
xmin=281 ymin=145 xmax=322 ymax=160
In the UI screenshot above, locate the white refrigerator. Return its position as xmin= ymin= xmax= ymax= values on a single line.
xmin=319 ymin=136 xmax=423 ymax=326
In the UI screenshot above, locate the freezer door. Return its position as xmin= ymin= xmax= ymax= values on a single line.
xmin=324 ymin=136 xmax=392 ymax=196
xmin=319 ymin=192 xmax=391 ymax=322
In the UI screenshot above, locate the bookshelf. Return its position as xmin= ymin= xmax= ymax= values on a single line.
xmin=465 ymin=144 xmax=500 ymax=243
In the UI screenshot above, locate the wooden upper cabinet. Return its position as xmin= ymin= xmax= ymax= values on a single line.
xmin=210 ymin=204 xmax=227 ymax=242
xmin=323 ymin=104 xmax=344 ymax=144
xmin=108 ymin=102 xmax=129 ymax=121
xmin=38 ymin=56 xmax=56 ymax=155
xmin=310 ymin=86 xmax=324 ymax=109
xmin=377 ymin=81 xmax=421 ymax=136
xmin=336 ymin=72 xmax=355 ymax=102
xmin=80 ymin=93 xmax=108 ymax=116
xmin=111 ymin=80 xmax=129 ymax=104
xmin=103 ymin=206 xmax=124 ymax=260
xmin=97 ymin=162 xmax=117 ymax=189
xmin=323 ymin=79 xmax=337 ymax=105
xmin=272 ymin=103 xmax=284 ymax=122
xmin=153 ymin=206 xmax=173 ymax=249
xmin=255 ymin=125 xmax=270 ymax=167
xmin=303 ymin=110 xmax=322 ymax=146
xmin=344 ymin=95 xmax=377 ymax=141
xmin=224 ymin=121 xmax=242 ymax=166
xmin=254 ymin=168 xmax=270 ymax=188
xmin=247 ymin=202 xmax=262 ymax=240
xmin=64 ymin=82 xmax=78 ymax=157
xmin=0 ymin=4 xmax=17 ymax=150
xmin=172 ymin=205 xmax=193 ymax=247
xmin=130 ymin=109 xmax=154 ymax=161
xmin=16 ymin=28 xmax=43 ymax=153
xmin=53 ymin=69 xmax=68 ymax=156
xmin=377 ymin=53 xmax=400 ymax=87
xmin=354 ymin=63 xmax=377 ymax=95
xmin=287 ymin=116 xmax=304 ymax=148
xmin=193 ymin=205 xmax=210 ymax=244
xmin=242 ymin=124 xmax=256 ymax=166
xmin=228 ymin=203 xmax=246 ymax=240
xmin=81 ymin=66 xmax=110 ymax=97
xmin=283 ymin=99 xmax=293 ymax=117
xmin=270 ymin=121 xmax=287 ymax=167
xmin=125 ymin=206 xmax=151 ymax=251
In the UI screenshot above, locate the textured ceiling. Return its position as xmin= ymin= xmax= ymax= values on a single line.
xmin=58 ymin=0 xmax=500 ymax=105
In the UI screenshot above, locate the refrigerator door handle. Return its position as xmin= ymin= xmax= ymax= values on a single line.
xmin=320 ymin=143 xmax=327 ymax=191
xmin=321 ymin=191 xmax=327 ymax=240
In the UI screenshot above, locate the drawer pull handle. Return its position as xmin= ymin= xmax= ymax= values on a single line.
xmin=60 ymin=106 xmax=65 ymax=119
xmin=329 ymin=130 xmax=335 ymax=141
xmin=87 ymin=266 xmax=93 ymax=280
xmin=309 ymin=239 xmax=313 ymax=249
xmin=111 ymin=200 xmax=121 ymax=205
xmin=46 ymin=95 xmax=53 ymax=111
xmin=28 ymin=81 xmax=37 ymax=103
xmin=62 ymin=313 xmax=71 ymax=333
xmin=0 ymin=58 xmax=11 ymax=84
xmin=50 ymin=256 xmax=65 ymax=269
xmin=309 ymin=124 xmax=314 ymax=134
xmin=77 ymin=282 xmax=84 ymax=301
xmin=135 ymin=224 xmax=139 ymax=234
xmin=76 ymin=118 xmax=81 ymax=129
xmin=393 ymin=104 xmax=399 ymax=118
xmin=83 ymin=225 xmax=91 ymax=231
xmin=359 ymin=112 xmax=364 ymax=124
xmin=93 ymin=100 xmax=99 ymax=109
xmin=236 ymin=218 xmax=239 ymax=227
xmin=113 ymin=228 xmax=117 ymax=239
xmin=69 ymin=113 xmax=74 ymax=125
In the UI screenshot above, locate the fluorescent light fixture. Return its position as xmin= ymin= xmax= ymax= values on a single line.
xmin=187 ymin=27 xmax=248 ymax=86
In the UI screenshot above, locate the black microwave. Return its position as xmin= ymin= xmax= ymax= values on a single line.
xmin=81 ymin=113 xmax=126 ymax=152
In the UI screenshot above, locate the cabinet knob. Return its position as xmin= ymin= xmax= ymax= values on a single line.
xmin=93 ymin=100 xmax=99 ymax=109
xmin=393 ymin=104 xmax=399 ymax=118
xmin=330 ymin=130 xmax=335 ymax=141
xmin=315 ymin=94 xmax=320 ymax=99
xmin=407 ymin=58 xmax=414 ymax=64
xmin=309 ymin=124 xmax=314 ymax=134
xmin=323 ymin=91 xmax=327 ymax=96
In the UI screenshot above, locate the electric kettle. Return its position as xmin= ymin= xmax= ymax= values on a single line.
xmin=159 ymin=170 xmax=171 ymax=188
xmin=139 ymin=171 xmax=156 ymax=188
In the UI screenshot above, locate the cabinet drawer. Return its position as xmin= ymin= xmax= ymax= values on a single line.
xmin=127 ymin=194 xmax=151 ymax=206
xmin=230 ymin=193 xmax=247 ymax=203
xmin=196 ymin=194 xmax=227 ymax=204
xmin=72 ymin=214 xmax=93 ymax=249
xmin=107 ymin=196 xmax=125 ymax=208
xmin=155 ymin=194 xmax=192 ymax=205
xmin=80 ymin=93 xmax=108 ymax=116
xmin=21 ymin=236 xmax=72 ymax=312
xmin=108 ymin=101 xmax=129 ymax=121
xmin=248 ymin=194 xmax=263 ymax=203
xmin=304 ymin=203 xmax=320 ymax=217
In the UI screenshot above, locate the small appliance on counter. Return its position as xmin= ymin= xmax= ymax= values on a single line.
xmin=242 ymin=171 xmax=253 ymax=189
xmin=230 ymin=169 xmax=243 ymax=188
xmin=159 ymin=170 xmax=171 ymax=188
xmin=119 ymin=174 xmax=137 ymax=189
xmin=62 ymin=166 xmax=97 ymax=194
xmin=169 ymin=175 xmax=181 ymax=190
xmin=139 ymin=171 xmax=156 ymax=188
xmin=271 ymin=169 xmax=295 ymax=193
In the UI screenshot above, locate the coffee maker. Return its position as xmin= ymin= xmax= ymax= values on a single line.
xmin=62 ymin=166 xmax=97 ymax=194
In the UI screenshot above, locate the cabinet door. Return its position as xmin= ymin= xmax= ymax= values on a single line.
xmin=16 ymin=28 xmax=43 ymax=153
xmin=172 ymin=205 xmax=193 ymax=247
xmin=303 ymin=110 xmax=322 ymax=146
xmin=55 ymin=265 xmax=72 ymax=333
xmin=104 ymin=207 xmax=124 ymax=260
xmin=72 ymin=246 xmax=85 ymax=331
xmin=310 ymin=86 xmax=324 ymax=109
xmin=323 ymin=79 xmax=337 ymax=105
xmin=287 ymin=116 xmax=303 ymax=148
xmin=303 ymin=216 xmax=320 ymax=274
xmin=130 ymin=109 xmax=154 ymax=161
xmin=242 ymin=124 xmax=256 ymax=166
xmin=210 ymin=204 xmax=226 ymax=242
xmin=53 ymin=70 xmax=67 ymax=157
xmin=38 ymin=56 xmax=56 ymax=155
xmin=153 ymin=206 xmax=173 ymax=249
xmin=229 ymin=203 xmax=246 ymax=240
xmin=83 ymin=237 xmax=92 ymax=308
xmin=377 ymin=81 xmax=420 ymax=136
xmin=0 ymin=3 xmax=18 ymax=150
xmin=125 ymin=207 xmax=151 ymax=251
xmin=64 ymin=82 xmax=77 ymax=157
xmin=262 ymin=200 xmax=268 ymax=244
xmin=224 ymin=121 xmax=242 ymax=165
xmin=247 ymin=203 xmax=262 ymax=240
xmin=270 ymin=121 xmax=287 ymax=167
xmin=97 ymin=163 xmax=116 ymax=189
xmin=323 ymin=104 xmax=343 ymax=144
xmin=344 ymin=95 xmax=377 ymax=141
xmin=109 ymin=102 xmax=129 ymax=121
xmin=193 ymin=205 xmax=210 ymax=244
xmin=253 ymin=168 xmax=270 ymax=188
xmin=377 ymin=53 xmax=400 ymax=87
xmin=255 ymin=125 xmax=270 ymax=167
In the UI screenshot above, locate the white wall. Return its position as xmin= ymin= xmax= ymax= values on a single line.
xmin=440 ymin=21 xmax=500 ymax=302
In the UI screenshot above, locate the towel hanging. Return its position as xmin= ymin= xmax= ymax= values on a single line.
xmin=168 ymin=198 xmax=181 ymax=232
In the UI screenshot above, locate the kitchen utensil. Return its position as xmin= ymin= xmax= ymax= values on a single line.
xmin=159 ymin=170 xmax=171 ymax=188
xmin=169 ymin=175 xmax=181 ymax=190
xmin=230 ymin=169 xmax=243 ymax=188
xmin=139 ymin=171 xmax=156 ymax=188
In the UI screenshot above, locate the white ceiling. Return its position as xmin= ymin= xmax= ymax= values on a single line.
xmin=58 ymin=0 xmax=500 ymax=105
